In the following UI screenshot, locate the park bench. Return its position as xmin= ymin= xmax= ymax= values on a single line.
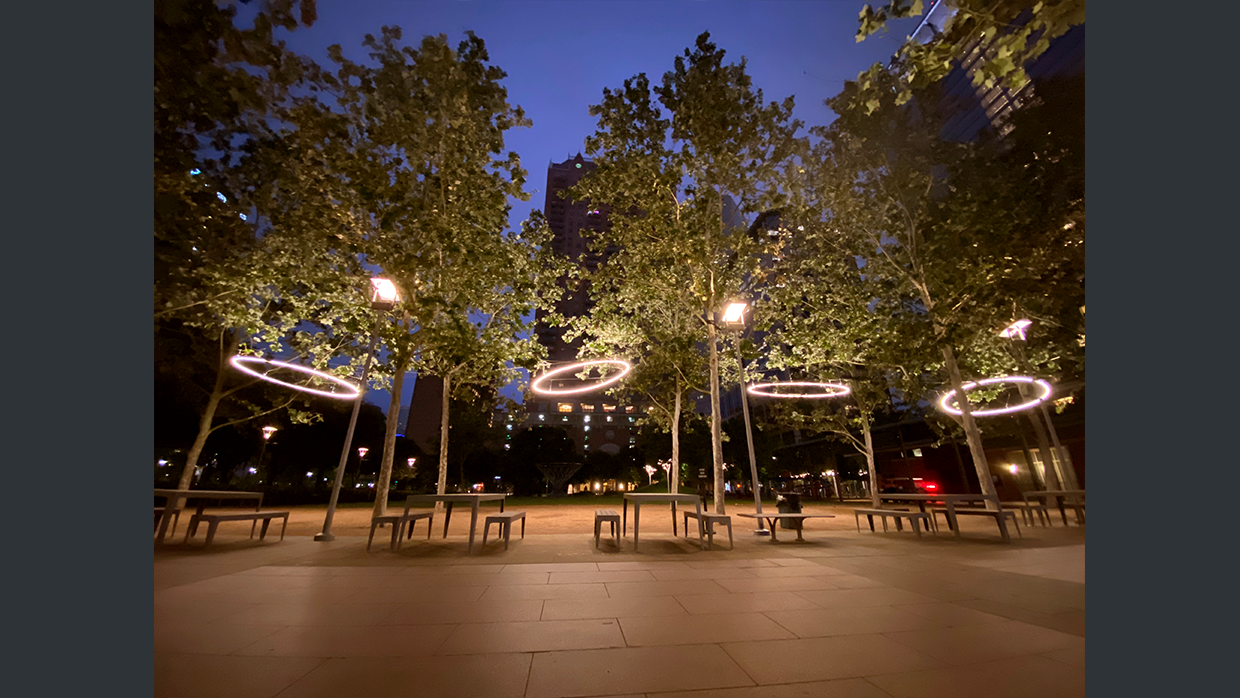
xmin=594 ymin=509 xmax=620 ymax=549
xmin=852 ymin=508 xmax=935 ymax=537
xmin=930 ymin=505 xmax=1022 ymax=543
xmin=184 ymin=509 xmax=289 ymax=547
xmin=735 ymin=512 xmax=835 ymax=542
xmin=682 ymin=510 xmax=733 ymax=550
xmin=1002 ymin=500 xmax=1052 ymax=527
xmin=367 ymin=510 xmax=434 ymax=552
xmin=482 ymin=510 xmax=526 ymax=551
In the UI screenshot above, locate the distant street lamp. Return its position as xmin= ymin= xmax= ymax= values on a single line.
xmin=644 ymin=464 xmax=657 ymax=485
xmin=719 ymin=299 xmax=768 ymax=535
xmin=255 ymin=426 xmax=278 ymax=480
xmin=316 ymin=277 xmax=401 ymax=542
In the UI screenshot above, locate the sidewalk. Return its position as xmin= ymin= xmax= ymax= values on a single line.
xmin=155 ymin=514 xmax=1085 ymax=698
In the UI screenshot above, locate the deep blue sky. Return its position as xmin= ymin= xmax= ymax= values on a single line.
xmin=255 ymin=0 xmax=920 ymax=409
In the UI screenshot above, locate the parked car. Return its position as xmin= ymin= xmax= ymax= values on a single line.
xmin=879 ymin=477 xmax=939 ymax=494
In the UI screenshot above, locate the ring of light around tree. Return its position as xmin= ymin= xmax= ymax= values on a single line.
xmin=530 ymin=359 xmax=633 ymax=396
xmin=229 ymin=356 xmax=361 ymax=400
xmin=937 ymin=376 xmax=1052 ymax=417
xmin=747 ymin=381 xmax=851 ymax=398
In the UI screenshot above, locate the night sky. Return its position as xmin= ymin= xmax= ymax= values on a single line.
xmin=246 ymin=0 xmax=921 ymax=409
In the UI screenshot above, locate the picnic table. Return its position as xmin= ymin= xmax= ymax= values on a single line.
xmin=153 ymin=489 xmax=264 ymax=546
xmin=735 ymin=512 xmax=835 ymax=542
xmin=622 ymin=493 xmax=706 ymax=551
xmin=401 ymin=493 xmax=506 ymax=552
xmin=1023 ymin=489 xmax=1085 ymax=525
xmin=878 ymin=493 xmax=1009 ymax=540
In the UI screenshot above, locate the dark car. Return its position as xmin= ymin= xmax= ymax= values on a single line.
xmin=879 ymin=477 xmax=939 ymax=494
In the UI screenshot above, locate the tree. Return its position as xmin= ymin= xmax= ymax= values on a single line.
xmin=570 ymin=33 xmax=801 ymax=514
xmin=318 ymin=28 xmax=568 ymax=514
xmin=155 ymin=0 xmax=376 ymax=491
xmin=777 ymin=65 xmax=1084 ymax=507
xmin=852 ymin=0 xmax=1085 ymax=111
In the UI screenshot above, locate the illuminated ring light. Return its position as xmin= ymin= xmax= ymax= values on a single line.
xmin=747 ymin=381 xmax=851 ymax=399
xmin=229 ymin=356 xmax=361 ymax=400
xmin=938 ymin=376 xmax=1052 ymax=417
xmin=530 ymin=359 xmax=632 ymax=396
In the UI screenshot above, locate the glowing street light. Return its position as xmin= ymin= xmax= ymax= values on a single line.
xmin=719 ymin=298 xmax=767 ymax=535
xmin=357 ymin=447 xmax=369 ymax=459
xmin=262 ymin=426 xmax=277 ymax=440
xmin=999 ymin=319 xmax=1033 ymax=341
xmin=644 ymin=464 xmax=657 ymax=485
xmin=317 ymin=277 xmax=401 ymax=542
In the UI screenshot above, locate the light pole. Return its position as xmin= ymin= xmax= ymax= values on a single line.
xmin=1000 ymin=319 xmax=1079 ymax=489
xmin=720 ymin=300 xmax=768 ymax=535
xmin=256 ymin=426 xmax=277 ymax=477
xmin=644 ymin=464 xmax=656 ymax=485
xmin=316 ymin=278 xmax=400 ymax=542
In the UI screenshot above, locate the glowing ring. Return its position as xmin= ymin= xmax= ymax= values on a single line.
xmin=530 ymin=359 xmax=632 ymax=396
xmin=747 ymin=381 xmax=851 ymax=399
xmin=938 ymin=376 xmax=1052 ymax=417
xmin=229 ymin=356 xmax=361 ymax=400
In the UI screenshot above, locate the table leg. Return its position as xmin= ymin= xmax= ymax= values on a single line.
xmin=767 ymin=518 xmax=778 ymax=542
xmin=694 ymin=501 xmax=705 ymax=550
xmin=947 ymin=502 xmax=961 ymax=540
xmin=671 ymin=502 xmax=678 ymax=537
xmin=469 ymin=502 xmax=479 ymax=553
xmin=500 ymin=498 xmax=505 ymax=513
xmin=634 ymin=503 xmax=641 ymax=551
xmin=622 ymin=499 xmax=627 ymax=537
xmin=155 ymin=494 xmax=181 ymax=545
xmin=918 ymin=502 xmax=931 ymax=531
xmin=443 ymin=503 xmax=453 ymax=539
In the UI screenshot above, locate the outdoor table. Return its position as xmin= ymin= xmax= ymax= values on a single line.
xmin=402 ymin=493 xmax=507 ymax=553
xmin=622 ymin=493 xmax=705 ymax=551
xmin=877 ymin=493 xmax=1002 ymax=540
xmin=1023 ymin=489 xmax=1085 ymax=525
xmin=153 ymin=489 xmax=264 ymax=546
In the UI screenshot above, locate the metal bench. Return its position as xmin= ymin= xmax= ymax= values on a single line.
xmin=1001 ymin=501 xmax=1052 ymax=527
xmin=482 ymin=510 xmax=526 ymax=551
xmin=929 ymin=506 xmax=1022 ymax=542
xmin=184 ymin=510 xmax=289 ymax=547
xmin=154 ymin=507 xmax=180 ymax=535
xmin=367 ymin=510 xmax=434 ymax=551
xmin=852 ymin=508 xmax=936 ymax=537
xmin=735 ymin=513 xmax=835 ymax=542
xmin=682 ymin=510 xmax=733 ymax=550
xmin=594 ymin=509 xmax=620 ymax=549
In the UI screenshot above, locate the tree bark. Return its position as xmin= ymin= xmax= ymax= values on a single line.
xmin=940 ymin=344 xmax=998 ymax=509
xmin=436 ymin=373 xmax=451 ymax=513
xmin=178 ymin=328 xmax=238 ymax=491
xmin=373 ymin=356 xmax=409 ymax=518
xmin=707 ymin=320 xmax=726 ymax=514
xmin=670 ymin=386 xmax=681 ymax=494
xmin=862 ymin=413 xmax=879 ymax=508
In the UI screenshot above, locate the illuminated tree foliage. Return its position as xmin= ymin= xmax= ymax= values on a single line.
xmin=571 ymin=33 xmax=800 ymax=513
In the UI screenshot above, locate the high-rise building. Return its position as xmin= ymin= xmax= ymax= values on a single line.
xmin=524 ymin=154 xmax=637 ymax=456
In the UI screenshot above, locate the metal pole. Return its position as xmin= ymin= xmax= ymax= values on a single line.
xmin=315 ymin=313 xmax=383 ymax=542
xmin=736 ymin=338 xmax=768 ymax=534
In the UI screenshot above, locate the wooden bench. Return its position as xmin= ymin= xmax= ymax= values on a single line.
xmin=853 ymin=508 xmax=935 ymax=537
xmin=367 ymin=510 xmax=434 ymax=551
xmin=482 ymin=511 xmax=526 ymax=551
xmin=929 ymin=506 xmax=1021 ymax=543
xmin=184 ymin=510 xmax=289 ymax=547
xmin=682 ymin=511 xmax=733 ymax=550
xmin=735 ymin=513 xmax=835 ymax=542
xmin=594 ymin=509 xmax=620 ymax=549
xmin=1001 ymin=501 xmax=1051 ymax=527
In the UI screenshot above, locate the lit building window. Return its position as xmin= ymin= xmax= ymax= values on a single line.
xmin=558 ymin=403 xmax=573 ymax=413
xmin=584 ymin=415 xmax=591 ymax=423
xmin=562 ymin=416 xmax=569 ymax=422
xmin=506 ymin=424 xmax=513 ymax=430
xmin=539 ymin=414 xmax=545 ymax=421
xmin=603 ymin=404 xmax=616 ymax=412
xmin=581 ymin=404 xmax=595 ymax=413
xmin=606 ymin=416 xmax=613 ymax=422
xmin=628 ymin=417 xmax=635 ymax=423
xmin=629 ymin=437 xmax=636 ymax=444
xmin=584 ymin=426 xmax=590 ymax=432
xmin=625 ymin=406 xmax=635 ymax=413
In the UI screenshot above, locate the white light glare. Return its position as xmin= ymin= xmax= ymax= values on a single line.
xmin=370 ymin=278 xmax=399 ymax=304
xmin=1000 ymin=319 xmax=1033 ymax=340
xmin=722 ymin=302 xmax=748 ymax=324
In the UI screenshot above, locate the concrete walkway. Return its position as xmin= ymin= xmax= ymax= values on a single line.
xmin=155 ymin=519 xmax=1085 ymax=698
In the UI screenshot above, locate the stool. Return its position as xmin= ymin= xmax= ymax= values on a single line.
xmin=594 ymin=509 xmax=620 ymax=549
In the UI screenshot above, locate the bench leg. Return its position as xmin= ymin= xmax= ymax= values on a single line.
xmin=521 ymin=516 xmax=526 ymax=539
xmin=205 ymin=521 xmax=220 ymax=547
xmin=483 ymin=520 xmax=491 ymax=546
xmin=280 ymin=515 xmax=287 ymax=541
xmin=391 ymin=519 xmax=403 ymax=551
xmin=881 ymin=516 xmax=888 ymax=533
xmin=250 ymin=519 xmax=258 ymax=539
xmin=366 ymin=521 xmax=380 ymax=551
xmin=912 ymin=517 xmax=921 ymax=538
xmin=504 ymin=522 xmax=511 ymax=551
xmin=595 ymin=519 xmax=601 ymax=548
xmin=894 ymin=516 xmax=903 ymax=532
xmin=260 ymin=518 xmax=272 ymax=540
xmin=867 ymin=514 xmax=876 ymax=532
xmin=726 ymin=519 xmax=733 ymax=550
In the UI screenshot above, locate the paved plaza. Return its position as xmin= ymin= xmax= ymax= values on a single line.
xmin=154 ymin=513 xmax=1085 ymax=698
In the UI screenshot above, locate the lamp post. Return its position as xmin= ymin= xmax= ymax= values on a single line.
xmin=256 ymin=426 xmax=277 ymax=478
xmin=316 ymin=278 xmax=400 ymax=542
xmin=1000 ymin=319 xmax=1078 ymax=489
xmin=720 ymin=300 xmax=768 ymax=535
xmin=644 ymin=464 xmax=656 ymax=485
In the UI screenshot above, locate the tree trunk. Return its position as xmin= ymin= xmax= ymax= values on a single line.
xmin=1039 ymin=403 xmax=1079 ymax=489
xmin=940 ymin=344 xmax=998 ymax=509
xmin=1025 ymin=407 xmax=1063 ymax=490
xmin=436 ymin=373 xmax=451 ymax=513
xmin=178 ymin=329 xmax=238 ymax=491
xmin=707 ymin=321 xmax=726 ymax=514
xmin=373 ymin=356 xmax=409 ymax=518
xmin=1016 ymin=424 xmax=1045 ymax=490
xmin=671 ymin=387 xmax=681 ymax=494
xmin=862 ymin=413 xmax=879 ymax=508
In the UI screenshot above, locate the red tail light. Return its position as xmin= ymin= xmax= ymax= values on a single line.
xmin=923 ymin=482 xmax=938 ymax=490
